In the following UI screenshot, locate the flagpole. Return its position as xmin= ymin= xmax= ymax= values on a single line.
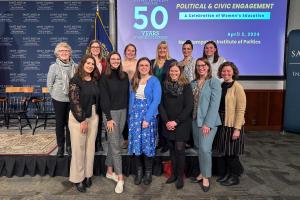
xmin=96 ymin=0 xmax=99 ymax=12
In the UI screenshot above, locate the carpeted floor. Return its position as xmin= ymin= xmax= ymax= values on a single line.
xmin=0 ymin=130 xmax=56 ymax=155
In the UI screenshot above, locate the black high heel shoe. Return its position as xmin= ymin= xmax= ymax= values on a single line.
xmin=216 ymin=173 xmax=230 ymax=183
xmin=190 ymin=177 xmax=203 ymax=183
xmin=75 ymin=182 xmax=86 ymax=193
xmin=201 ymin=181 xmax=210 ymax=192
xmin=176 ymin=176 xmax=184 ymax=189
xmin=84 ymin=177 xmax=92 ymax=188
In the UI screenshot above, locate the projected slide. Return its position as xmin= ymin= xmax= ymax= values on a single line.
xmin=117 ymin=0 xmax=288 ymax=76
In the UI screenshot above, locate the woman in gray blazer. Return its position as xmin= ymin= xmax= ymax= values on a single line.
xmin=190 ymin=57 xmax=221 ymax=192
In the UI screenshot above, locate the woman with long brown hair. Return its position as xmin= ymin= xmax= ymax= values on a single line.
xmin=128 ymin=57 xmax=161 ymax=186
xmin=68 ymin=54 xmax=101 ymax=192
xmin=100 ymin=51 xmax=129 ymax=193
xmin=159 ymin=62 xmax=193 ymax=189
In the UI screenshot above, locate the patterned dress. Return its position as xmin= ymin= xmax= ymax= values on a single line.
xmin=128 ymin=98 xmax=157 ymax=157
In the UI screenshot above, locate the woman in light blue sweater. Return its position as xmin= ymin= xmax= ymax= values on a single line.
xmin=47 ymin=42 xmax=77 ymax=157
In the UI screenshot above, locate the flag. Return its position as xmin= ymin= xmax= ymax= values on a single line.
xmin=94 ymin=10 xmax=113 ymax=57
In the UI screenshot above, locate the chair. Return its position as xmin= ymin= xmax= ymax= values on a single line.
xmin=0 ymin=96 xmax=7 ymax=127
xmin=32 ymin=87 xmax=55 ymax=135
xmin=4 ymin=86 xmax=34 ymax=134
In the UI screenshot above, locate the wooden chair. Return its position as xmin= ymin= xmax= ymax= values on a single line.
xmin=4 ymin=86 xmax=34 ymax=134
xmin=32 ymin=87 xmax=55 ymax=134
xmin=0 ymin=96 xmax=7 ymax=127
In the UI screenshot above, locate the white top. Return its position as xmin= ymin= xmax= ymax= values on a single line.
xmin=97 ymin=63 xmax=102 ymax=74
xmin=208 ymin=56 xmax=225 ymax=78
xmin=135 ymin=84 xmax=146 ymax=99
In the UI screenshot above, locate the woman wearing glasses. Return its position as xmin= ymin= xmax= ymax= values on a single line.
xmin=190 ymin=58 xmax=221 ymax=192
xmin=86 ymin=40 xmax=107 ymax=152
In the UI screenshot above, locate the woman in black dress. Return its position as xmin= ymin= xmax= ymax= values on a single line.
xmin=159 ymin=62 xmax=193 ymax=189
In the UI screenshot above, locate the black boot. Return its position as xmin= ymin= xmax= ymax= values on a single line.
xmin=143 ymin=171 xmax=152 ymax=185
xmin=216 ymin=173 xmax=230 ymax=183
xmin=66 ymin=146 xmax=72 ymax=156
xmin=220 ymin=175 xmax=239 ymax=186
xmin=143 ymin=156 xmax=153 ymax=185
xmin=134 ymin=167 xmax=143 ymax=185
xmin=56 ymin=146 xmax=64 ymax=158
xmin=75 ymin=182 xmax=86 ymax=192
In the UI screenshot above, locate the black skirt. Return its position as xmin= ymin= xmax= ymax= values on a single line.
xmin=213 ymin=112 xmax=245 ymax=156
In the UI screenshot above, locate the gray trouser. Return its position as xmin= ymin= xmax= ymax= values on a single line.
xmin=103 ymin=109 xmax=126 ymax=175
xmin=192 ymin=120 xmax=217 ymax=178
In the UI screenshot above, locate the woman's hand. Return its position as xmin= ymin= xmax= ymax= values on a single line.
xmin=80 ymin=120 xmax=88 ymax=134
xmin=201 ymin=125 xmax=211 ymax=136
xmin=106 ymin=120 xmax=116 ymax=133
xmin=142 ymin=121 xmax=149 ymax=129
xmin=166 ymin=121 xmax=177 ymax=131
xmin=232 ymin=129 xmax=240 ymax=140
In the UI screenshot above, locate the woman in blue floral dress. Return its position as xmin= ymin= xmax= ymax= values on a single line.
xmin=128 ymin=57 xmax=161 ymax=186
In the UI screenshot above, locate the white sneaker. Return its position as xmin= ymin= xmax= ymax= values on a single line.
xmin=115 ymin=180 xmax=124 ymax=194
xmin=106 ymin=172 xmax=118 ymax=182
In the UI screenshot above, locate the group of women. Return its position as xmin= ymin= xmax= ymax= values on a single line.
xmin=47 ymin=39 xmax=246 ymax=194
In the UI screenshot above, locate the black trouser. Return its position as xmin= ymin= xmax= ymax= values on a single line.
xmin=219 ymin=155 xmax=244 ymax=177
xmin=167 ymin=140 xmax=186 ymax=177
xmin=135 ymin=155 xmax=153 ymax=172
xmin=157 ymin=116 xmax=167 ymax=148
xmin=122 ymin=122 xmax=128 ymax=140
xmin=95 ymin=120 xmax=102 ymax=146
xmin=52 ymin=99 xmax=71 ymax=148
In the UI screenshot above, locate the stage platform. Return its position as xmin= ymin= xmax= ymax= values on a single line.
xmin=1 ymin=129 xmax=300 ymax=199
xmin=0 ymin=127 xmax=201 ymax=178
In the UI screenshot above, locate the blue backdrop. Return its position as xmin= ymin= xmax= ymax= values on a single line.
xmin=284 ymin=29 xmax=300 ymax=133
xmin=0 ymin=0 xmax=110 ymax=93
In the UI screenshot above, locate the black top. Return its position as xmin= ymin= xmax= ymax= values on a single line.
xmin=159 ymin=83 xmax=193 ymax=141
xmin=100 ymin=69 xmax=129 ymax=120
xmin=69 ymin=75 xmax=101 ymax=123
xmin=219 ymin=81 xmax=235 ymax=112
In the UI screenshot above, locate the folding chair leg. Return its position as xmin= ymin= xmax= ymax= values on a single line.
xmin=32 ymin=115 xmax=39 ymax=135
xmin=25 ymin=114 xmax=32 ymax=129
xmin=6 ymin=115 xmax=10 ymax=129
xmin=18 ymin=115 xmax=22 ymax=135
xmin=44 ymin=115 xmax=48 ymax=129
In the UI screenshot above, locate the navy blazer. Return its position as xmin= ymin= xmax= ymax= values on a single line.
xmin=129 ymin=76 xmax=162 ymax=122
xmin=191 ymin=77 xmax=222 ymax=128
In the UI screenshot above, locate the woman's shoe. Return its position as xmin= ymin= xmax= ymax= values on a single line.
xmin=175 ymin=176 xmax=184 ymax=189
xmin=216 ymin=173 xmax=230 ymax=183
xmin=166 ymin=175 xmax=177 ymax=184
xmin=201 ymin=181 xmax=210 ymax=192
xmin=190 ymin=177 xmax=203 ymax=183
xmin=106 ymin=172 xmax=118 ymax=182
xmin=220 ymin=175 xmax=239 ymax=186
xmin=84 ymin=177 xmax=92 ymax=188
xmin=75 ymin=182 xmax=86 ymax=193
xmin=115 ymin=180 xmax=124 ymax=194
